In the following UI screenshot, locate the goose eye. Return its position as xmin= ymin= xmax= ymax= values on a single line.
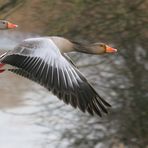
xmin=100 ymin=44 xmax=104 ymax=47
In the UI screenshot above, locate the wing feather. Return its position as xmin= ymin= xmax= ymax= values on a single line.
xmin=1 ymin=37 xmax=111 ymax=116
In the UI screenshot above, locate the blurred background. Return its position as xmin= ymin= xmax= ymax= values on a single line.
xmin=0 ymin=0 xmax=147 ymax=148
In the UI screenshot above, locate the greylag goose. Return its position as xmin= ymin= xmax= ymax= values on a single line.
xmin=0 ymin=36 xmax=117 ymax=116
xmin=0 ymin=20 xmax=18 ymax=71
xmin=0 ymin=20 xmax=18 ymax=30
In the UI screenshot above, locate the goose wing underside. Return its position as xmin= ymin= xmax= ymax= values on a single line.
xmin=0 ymin=37 xmax=111 ymax=116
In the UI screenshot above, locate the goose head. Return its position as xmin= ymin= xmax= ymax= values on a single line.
xmin=0 ymin=20 xmax=18 ymax=30
xmin=74 ymin=42 xmax=117 ymax=54
xmin=92 ymin=43 xmax=117 ymax=54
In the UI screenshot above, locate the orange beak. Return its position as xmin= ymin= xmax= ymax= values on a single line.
xmin=7 ymin=22 xmax=18 ymax=29
xmin=105 ymin=45 xmax=117 ymax=53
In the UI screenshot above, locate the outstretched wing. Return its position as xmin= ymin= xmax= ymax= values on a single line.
xmin=0 ymin=37 xmax=111 ymax=116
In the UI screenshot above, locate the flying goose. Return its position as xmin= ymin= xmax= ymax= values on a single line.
xmin=0 ymin=36 xmax=117 ymax=116
xmin=0 ymin=20 xmax=18 ymax=30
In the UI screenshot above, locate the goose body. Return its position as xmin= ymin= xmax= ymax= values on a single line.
xmin=0 ymin=36 xmax=117 ymax=116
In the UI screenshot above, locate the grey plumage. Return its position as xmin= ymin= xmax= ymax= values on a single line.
xmin=0 ymin=37 xmax=111 ymax=116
